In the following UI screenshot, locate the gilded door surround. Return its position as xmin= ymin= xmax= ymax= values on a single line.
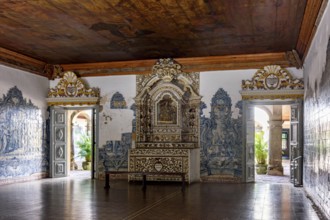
xmin=129 ymin=58 xmax=201 ymax=183
xmin=47 ymin=71 xmax=100 ymax=179
xmin=240 ymin=65 xmax=304 ymax=183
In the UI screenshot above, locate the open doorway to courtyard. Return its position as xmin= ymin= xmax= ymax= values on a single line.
xmin=69 ymin=109 xmax=93 ymax=178
xmin=254 ymin=105 xmax=291 ymax=184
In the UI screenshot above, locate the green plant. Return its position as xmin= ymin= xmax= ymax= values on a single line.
xmin=77 ymin=134 xmax=92 ymax=162
xmin=255 ymin=131 xmax=268 ymax=164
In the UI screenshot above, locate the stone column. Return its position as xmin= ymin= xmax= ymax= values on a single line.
xmin=267 ymin=106 xmax=284 ymax=175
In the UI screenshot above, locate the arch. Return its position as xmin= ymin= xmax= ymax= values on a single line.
xmin=255 ymin=105 xmax=272 ymax=119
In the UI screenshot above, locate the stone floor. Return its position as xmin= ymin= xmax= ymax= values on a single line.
xmin=255 ymin=159 xmax=291 ymax=184
xmin=0 ymin=175 xmax=321 ymax=220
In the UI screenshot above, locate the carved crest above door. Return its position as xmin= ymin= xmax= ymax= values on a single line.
xmin=240 ymin=65 xmax=304 ymax=100
xmin=46 ymin=71 xmax=100 ymax=106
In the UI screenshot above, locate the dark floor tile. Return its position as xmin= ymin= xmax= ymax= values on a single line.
xmin=0 ymin=177 xmax=322 ymax=220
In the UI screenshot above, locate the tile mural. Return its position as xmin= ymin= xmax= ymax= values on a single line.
xmin=0 ymin=86 xmax=48 ymax=180
xmin=110 ymin=92 xmax=127 ymax=109
xmin=304 ymin=38 xmax=330 ymax=218
xmin=99 ymin=102 xmax=135 ymax=171
xmin=100 ymin=133 xmax=132 ymax=171
xmin=200 ymin=88 xmax=242 ymax=178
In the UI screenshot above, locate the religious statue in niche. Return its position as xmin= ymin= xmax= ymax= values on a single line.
xmin=157 ymin=95 xmax=177 ymax=124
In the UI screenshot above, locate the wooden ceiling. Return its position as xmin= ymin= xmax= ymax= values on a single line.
xmin=0 ymin=0 xmax=326 ymax=78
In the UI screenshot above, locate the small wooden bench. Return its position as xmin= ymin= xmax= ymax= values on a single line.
xmin=104 ymin=171 xmax=186 ymax=191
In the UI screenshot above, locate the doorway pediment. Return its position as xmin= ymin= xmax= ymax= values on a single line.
xmin=46 ymin=71 xmax=100 ymax=106
xmin=240 ymin=65 xmax=304 ymax=100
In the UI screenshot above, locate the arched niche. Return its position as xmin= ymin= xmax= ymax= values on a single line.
xmin=134 ymin=59 xmax=201 ymax=144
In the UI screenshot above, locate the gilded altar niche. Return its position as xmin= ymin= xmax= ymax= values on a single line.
xmin=129 ymin=58 xmax=201 ymax=183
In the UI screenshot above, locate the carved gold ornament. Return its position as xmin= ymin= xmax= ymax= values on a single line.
xmin=43 ymin=64 xmax=64 ymax=80
xmin=47 ymin=71 xmax=100 ymax=106
xmin=152 ymin=58 xmax=182 ymax=82
xmin=240 ymin=65 xmax=304 ymax=100
xmin=242 ymin=65 xmax=303 ymax=90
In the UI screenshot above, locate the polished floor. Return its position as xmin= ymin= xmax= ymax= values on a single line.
xmin=0 ymin=175 xmax=321 ymax=220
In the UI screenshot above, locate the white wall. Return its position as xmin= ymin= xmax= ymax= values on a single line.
xmin=302 ymin=2 xmax=330 ymax=219
xmin=82 ymin=75 xmax=136 ymax=146
xmin=0 ymin=65 xmax=49 ymax=112
xmin=304 ymin=2 xmax=330 ymax=97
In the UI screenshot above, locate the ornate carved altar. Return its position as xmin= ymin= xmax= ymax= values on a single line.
xmin=129 ymin=58 xmax=201 ymax=183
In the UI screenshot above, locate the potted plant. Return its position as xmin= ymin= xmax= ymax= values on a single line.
xmin=255 ymin=131 xmax=268 ymax=174
xmin=77 ymin=134 xmax=92 ymax=170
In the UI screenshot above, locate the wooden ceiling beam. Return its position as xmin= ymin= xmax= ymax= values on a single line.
xmin=0 ymin=47 xmax=300 ymax=78
xmin=0 ymin=47 xmax=47 ymax=77
xmin=60 ymin=52 xmax=298 ymax=77
xmin=296 ymin=0 xmax=327 ymax=62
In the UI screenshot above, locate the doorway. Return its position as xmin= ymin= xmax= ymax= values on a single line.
xmin=243 ymin=100 xmax=303 ymax=186
xmin=254 ymin=105 xmax=291 ymax=184
xmin=69 ymin=109 xmax=92 ymax=178
xmin=49 ymin=106 xmax=99 ymax=179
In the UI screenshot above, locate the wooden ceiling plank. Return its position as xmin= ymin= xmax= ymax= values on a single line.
xmin=0 ymin=0 xmax=309 ymax=65
xmin=290 ymin=0 xmax=308 ymax=48
xmin=296 ymin=0 xmax=324 ymax=61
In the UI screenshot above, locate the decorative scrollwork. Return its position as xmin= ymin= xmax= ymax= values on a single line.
xmin=242 ymin=65 xmax=304 ymax=91
xmin=131 ymin=58 xmax=201 ymax=183
xmin=47 ymin=71 xmax=100 ymax=106
xmin=136 ymin=58 xmax=200 ymax=95
xmin=44 ymin=64 xmax=64 ymax=80
xmin=48 ymin=71 xmax=99 ymax=98
xmin=286 ymin=50 xmax=302 ymax=69
xmin=152 ymin=58 xmax=182 ymax=82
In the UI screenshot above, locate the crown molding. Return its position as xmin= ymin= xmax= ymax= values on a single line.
xmin=58 ymin=52 xmax=296 ymax=77
xmin=1 ymin=49 xmax=297 ymax=77
xmin=0 ymin=47 xmax=47 ymax=77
